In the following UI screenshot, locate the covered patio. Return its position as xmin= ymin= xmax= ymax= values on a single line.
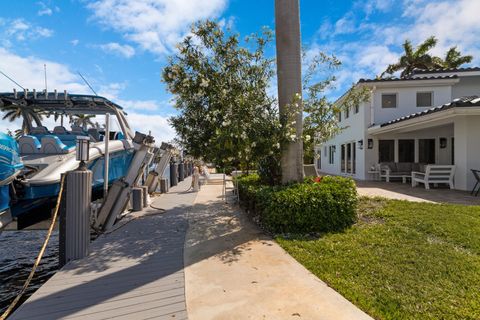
xmin=367 ymin=96 xmax=480 ymax=191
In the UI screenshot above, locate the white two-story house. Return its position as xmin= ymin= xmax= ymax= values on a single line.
xmin=316 ymin=67 xmax=480 ymax=191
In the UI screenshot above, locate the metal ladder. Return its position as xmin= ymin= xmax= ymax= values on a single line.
xmin=222 ymin=169 xmax=239 ymax=204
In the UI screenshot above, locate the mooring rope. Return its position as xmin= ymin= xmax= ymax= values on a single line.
xmin=0 ymin=174 xmax=66 ymax=320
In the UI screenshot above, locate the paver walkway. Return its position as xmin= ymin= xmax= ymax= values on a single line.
xmin=356 ymin=180 xmax=480 ymax=205
xmin=184 ymin=184 xmax=373 ymax=320
xmin=11 ymin=178 xmax=195 ymax=320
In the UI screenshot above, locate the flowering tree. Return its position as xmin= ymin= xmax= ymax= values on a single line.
xmin=163 ymin=20 xmax=282 ymax=177
xmin=302 ymin=53 xmax=371 ymax=163
xmin=163 ymin=20 xmax=370 ymax=184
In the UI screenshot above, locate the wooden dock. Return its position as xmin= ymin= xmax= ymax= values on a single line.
xmin=10 ymin=178 xmax=196 ymax=320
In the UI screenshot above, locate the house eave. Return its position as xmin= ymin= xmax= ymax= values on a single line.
xmin=359 ymin=78 xmax=459 ymax=88
xmin=368 ymin=107 xmax=480 ymax=135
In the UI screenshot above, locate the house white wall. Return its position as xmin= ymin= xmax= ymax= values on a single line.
xmin=318 ymin=101 xmax=368 ymax=179
xmin=454 ymin=115 xmax=480 ymax=190
xmin=452 ymin=75 xmax=480 ymax=98
xmin=372 ymin=85 xmax=452 ymax=125
xmin=316 ymin=72 xmax=480 ymax=189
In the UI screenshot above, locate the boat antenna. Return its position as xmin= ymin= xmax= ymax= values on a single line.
xmin=0 ymin=69 xmax=25 ymax=90
xmin=44 ymin=64 xmax=48 ymax=93
xmin=77 ymin=71 xmax=98 ymax=96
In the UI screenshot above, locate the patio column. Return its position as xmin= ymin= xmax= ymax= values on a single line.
xmin=414 ymin=139 xmax=419 ymax=163
xmin=454 ymin=116 xmax=480 ymax=191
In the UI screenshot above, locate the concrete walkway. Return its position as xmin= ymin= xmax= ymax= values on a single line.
xmin=184 ymin=184 xmax=373 ymax=320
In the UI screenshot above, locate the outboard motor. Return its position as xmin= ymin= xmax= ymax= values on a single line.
xmin=0 ymin=132 xmax=23 ymax=212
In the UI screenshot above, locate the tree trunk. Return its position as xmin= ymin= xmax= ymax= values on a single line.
xmin=275 ymin=0 xmax=304 ymax=183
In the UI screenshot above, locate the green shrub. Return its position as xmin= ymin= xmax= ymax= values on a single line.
xmin=237 ymin=174 xmax=358 ymax=234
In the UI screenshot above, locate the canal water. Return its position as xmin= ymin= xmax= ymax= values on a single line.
xmin=0 ymin=230 xmax=59 ymax=315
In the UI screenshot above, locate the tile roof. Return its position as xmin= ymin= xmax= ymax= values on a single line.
xmin=380 ymin=96 xmax=480 ymax=127
xmin=358 ymin=75 xmax=458 ymax=83
xmin=411 ymin=67 xmax=480 ymax=75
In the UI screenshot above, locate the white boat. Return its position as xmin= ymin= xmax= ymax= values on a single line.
xmin=0 ymin=91 xmax=136 ymax=222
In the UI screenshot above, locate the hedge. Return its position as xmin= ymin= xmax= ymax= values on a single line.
xmin=237 ymin=174 xmax=358 ymax=234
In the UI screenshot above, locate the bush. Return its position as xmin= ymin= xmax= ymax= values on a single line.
xmin=237 ymin=174 xmax=358 ymax=234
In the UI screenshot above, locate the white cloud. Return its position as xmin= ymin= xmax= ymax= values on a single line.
xmin=127 ymin=112 xmax=176 ymax=143
xmin=99 ymin=42 xmax=136 ymax=58
xmin=118 ymin=100 xmax=158 ymax=111
xmin=0 ymin=48 xmax=176 ymax=144
xmin=86 ymin=0 xmax=228 ymax=55
xmin=0 ymin=47 xmax=89 ymax=93
xmin=37 ymin=1 xmax=59 ymax=16
xmin=311 ymin=0 xmax=480 ymax=99
xmin=2 ymin=18 xmax=54 ymax=43
xmin=401 ymin=0 xmax=480 ymax=58
xmin=334 ymin=14 xmax=355 ymax=35
xmin=70 ymin=39 xmax=79 ymax=46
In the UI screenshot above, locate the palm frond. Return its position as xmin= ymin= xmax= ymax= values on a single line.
xmin=416 ymin=36 xmax=437 ymax=57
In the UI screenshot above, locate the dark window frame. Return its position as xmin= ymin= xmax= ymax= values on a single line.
xmin=416 ymin=91 xmax=433 ymax=107
xmin=381 ymin=93 xmax=397 ymax=108
xmin=354 ymin=104 xmax=359 ymax=114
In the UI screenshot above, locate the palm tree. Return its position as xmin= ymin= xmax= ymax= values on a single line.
xmin=441 ymin=46 xmax=473 ymax=69
xmin=275 ymin=0 xmax=304 ymax=183
xmin=381 ymin=36 xmax=442 ymax=78
xmin=71 ymin=114 xmax=95 ymax=130
xmin=1 ymin=104 xmax=43 ymax=134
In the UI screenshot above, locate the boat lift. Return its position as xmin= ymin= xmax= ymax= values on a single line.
xmin=94 ymin=131 xmax=155 ymax=231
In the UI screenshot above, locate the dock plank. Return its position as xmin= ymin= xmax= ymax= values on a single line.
xmin=10 ymin=178 xmax=196 ymax=320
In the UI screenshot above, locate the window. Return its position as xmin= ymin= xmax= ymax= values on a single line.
xmin=354 ymin=104 xmax=359 ymax=114
xmin=416 ymin=92 xmax=433 ymax=107
xmin=328 ymin=146 xmax=335 ymax=164
xmin=382 ymin=93 xmax=397 ymax=108
xmin=324 ymin=146 xmax=327 ymax=156
xmin=341 ymin=144 xmax=345 ymax=172
xmin=337 ymin=111 xmax=342 ymax=122
xmin=419 ymin=139 xmax=435 ymax=163
xmin=379 ymin=140 xmax=395 ymax=162
xmin=345 ymin=107 xmax=350 ymax=118
xmin=398 ymin=139 xmax=414 ymax=162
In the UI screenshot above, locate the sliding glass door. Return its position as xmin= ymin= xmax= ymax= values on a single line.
xmin=341 ymin=142 xmax=356 ymax=174
xmin=419 ymin=139 xmax=435 ymax=164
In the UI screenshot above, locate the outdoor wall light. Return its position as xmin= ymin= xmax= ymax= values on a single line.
xmin=76 ymin=136 xmax=90 ymax=170
xmin=440 ymin=137 xmax=447 ymax=148
xmin=358 ymin=139 xmax=364 ymax=149
xmin=368 ymin=139 xmax=374 ymax=149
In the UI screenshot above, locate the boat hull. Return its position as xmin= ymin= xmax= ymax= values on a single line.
xmin=11 ymin=148 xmax=134 ymax=218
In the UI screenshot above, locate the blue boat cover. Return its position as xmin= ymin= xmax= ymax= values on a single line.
xmin=0 ymin=132 xmax=23 ymax=184
xmin=0 ymin=133 xmax=23 ymax=212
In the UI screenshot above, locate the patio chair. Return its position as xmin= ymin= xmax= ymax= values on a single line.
xmin=411 ymin=165 xmax=455 ymax=190
xmin=471 ymin=169 xmax=480 ymax=196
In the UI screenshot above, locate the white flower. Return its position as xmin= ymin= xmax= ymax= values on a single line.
xmin=305 ymin=135 xmax=311 ymax=141
xmin=200 ymin=78 xmax=210 ymax=88
xmin=289 ymin=134 xmax=296 ymax=141
xmin=275 ymin=143 xmax=280 ymax=149
xmin=251 ymin=142 xmax=256 ymax=147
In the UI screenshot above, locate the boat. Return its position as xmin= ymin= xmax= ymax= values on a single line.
xmin=0 ymin=132 xmax=23 ymax=230
xmin=0 ymin=91 xmax=136 ymax=225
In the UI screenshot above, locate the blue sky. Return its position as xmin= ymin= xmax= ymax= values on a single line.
xmin=0 ymin=0 xmax=478 ymax=142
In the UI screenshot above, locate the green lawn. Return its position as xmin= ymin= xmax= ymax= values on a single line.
xmin=276 ymin=197 xmax=480 ymax=320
